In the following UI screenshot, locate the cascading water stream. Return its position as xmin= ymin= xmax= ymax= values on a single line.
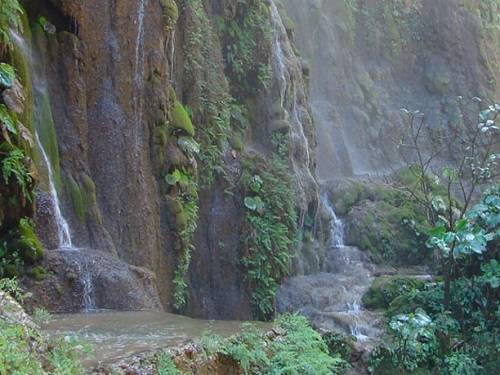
xmin=269 ymin=0 xmax=315 ymax=229
xmin=321 ymin=194 xmax=345 ymax=247
xmin=321 ymin=195 xmax=370 ymax=341
xmin=169 ymin=29 xmax=176 ymax=84
xmin=132 ymin=0 xmax=146 ymax=155
xmin=34 ymin=133 xmax=73 ymax=249
xmin=11 ymin=29 xmax=96 ymax=311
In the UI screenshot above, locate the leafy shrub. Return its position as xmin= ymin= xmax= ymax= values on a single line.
xmin=0 ymin=277 xmax=25 ymax=301
xmin=199 ymin=314 xmax=346 ymax=375
xmin=267 ymin=315 xmax=346 ymax=375
xmin=0 ymin=320 xmax=85 ymax=375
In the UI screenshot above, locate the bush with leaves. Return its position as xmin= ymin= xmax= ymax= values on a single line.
xmin=199 ymin=314 xmax=347 ymax=375
xmin=369 ymin=186 xmax=500 ymax=374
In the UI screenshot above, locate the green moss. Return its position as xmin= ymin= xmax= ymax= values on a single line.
xmin=81 ymin=173 xmax=97 ymax=206
xmin=175 ymin=210 xmax=188 ymax=230
xmin=160 ymin=0 xmax=179 ymax=31
xmin=66 ymin=174 xmax=86 ymax=222
xmin=36 ymin=87 xmax=62 ymax=190
xmin=229 ymin=133 xmax=244 ymax=151
xmin=29 ymin=266 xmax=46 ymax=281
xmin=362 ymin=276 xmax=425 ymax=310
xmin=345 ymin=180 xmax=431 ymax=265
xmin=172 ymin=101 xmax=195 ymax=136
xmin=8 ymin=11 xmax=34 ymax=145
xmin=16 ymin=218 xmax=43 ymax=263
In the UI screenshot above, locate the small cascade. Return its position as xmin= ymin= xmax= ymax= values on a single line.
xmin=321 ymin=194 xmax=345 ymax=248
xmin=268 ymin=0 xmax=314 ymax=229
xmin=169 ymin=29 xmax=176 ymax=84
xmin=35 ymin=133 xmax=73 ymax=249
xmin=277 ymin=192 xmax=380 ymax=344
xmin=81 ymin=261 xmax=96 ymax=312
xmin=269 ymin=1 xmax=311 ymax=167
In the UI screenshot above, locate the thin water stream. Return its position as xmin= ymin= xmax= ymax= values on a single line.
xmin=43 ymin=311 xmax=271 ymax=367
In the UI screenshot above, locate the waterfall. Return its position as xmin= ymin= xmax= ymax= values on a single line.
xmin=81 ymin=261 xmax=96 ymax=312
xmin=10 ymin=28 xmax=100 ymax=311
xmin=269 ymin=1 xmax=311 ymax=168
xmin=10 ymin=30 xmax=74 ymax=249
xmin=321 ymin=194 xmax=345 ymax=248
xmin=133 ymin=0 xmax=146 ymax=153
xmin=269 ymin=1 xmax=287 ymax=108
xmin=35 ymin=134 xmax=73 ymax=249
xmin=169 ymin=29 xmax=176 ymax=84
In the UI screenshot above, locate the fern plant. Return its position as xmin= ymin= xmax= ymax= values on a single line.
xmin=1 ymin=146 xmax=32 ymax=201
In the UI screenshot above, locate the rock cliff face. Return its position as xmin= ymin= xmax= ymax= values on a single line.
xmin=16 ymin=0 xmax=318 ymax=319
xmin=283 ymin=0 xmax=499 ymax=178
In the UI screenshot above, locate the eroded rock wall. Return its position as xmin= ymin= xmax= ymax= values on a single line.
xmin=283 ymin=0 xmax=499 ymax=178
xmin=22 ymin=0 xmax=318 ymax=318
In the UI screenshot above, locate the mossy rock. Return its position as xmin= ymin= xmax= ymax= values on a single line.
xmin=322 ymin=332 xmax=356 ymax=362
xmin=16 ymin=218 xmax=43 ymax=263
xmin=229 ymin=133 xmax=244 ymax=151
xmin=29 ymin=266 xmax=46 ymax=281
xmin=172 ymin=101 xmax=195 ymax=136
xmin=166 ymin=143 xmax=189 ymax=168
xmin=362 ymin=276 xmax=425 ymax=310
xmin=81 ymin=173 xmax=97 ymax=206
xmin=67 ymin=174 xmax=86 ymax=222
xmin=175 ymin=211 xmax=188 ymax=230
xmin=160 ymin=0 xmax=179 ymax=29
xmin=345 ymin=184 xmax=431 ymax=266
xmin=166 ymin=196 xmax=183 ymax=215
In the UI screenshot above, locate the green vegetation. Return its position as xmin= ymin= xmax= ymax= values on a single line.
xmin=156 ymin=352 xmax=180 ymax=375
xmin=240 ymin=154 xmax=297 ymax=320
xmin=198 ymin=314 xmax=347 ymax=375
xmin=216 ymin=0 xmax=272 ymax=92
xmin=160 ymin=96 xmax=199 ymax=310
xmin=332 ymin=179 xmax=432 ymax=265
xmin=0 ymin=0 xmax=42 ymax=280
xmin=1 ymin=279 xmax=86 ymax=374
xmin=183 ymin=0 xmax=234 ymax=185
xmin=160 ymin=0 xmax=179 ymax=32
xmin=0 ymin=0 xmax=23 ymax=54
xmin=171 ymin=101 xmax=195 ymax=136
xmin=362 ymin=276 xmax=425 ymax=310
xmin=361 ymin=100 xmax=499 ymax=374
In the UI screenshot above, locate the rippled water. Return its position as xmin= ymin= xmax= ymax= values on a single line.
xmin=43 ymin=311 xmax=270 ymax=367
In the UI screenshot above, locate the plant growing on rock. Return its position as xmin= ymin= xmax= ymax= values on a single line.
xmin=241 ymin=155 xmax=297 ymax=320
xmin=392 ymin=100 xmax=499 ymax=307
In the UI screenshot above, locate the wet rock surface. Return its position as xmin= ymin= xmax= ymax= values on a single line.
xmin=277 ymin=246 xmax=381 ymax=341
xmin=25 ymin=248 xmax=161 ymax=313
xmin=283 ymin=0 xmax=499 ymax=178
